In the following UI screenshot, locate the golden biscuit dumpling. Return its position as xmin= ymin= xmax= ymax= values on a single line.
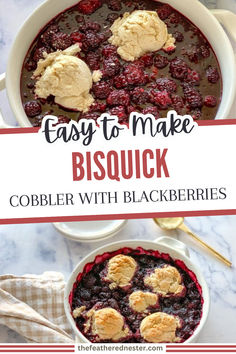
xmin=105 ymin=254 xmax=137 ymax=289
xmin=144 ymin=265 xmax=185 ymax=296
xmin=140 ymin=312 xmax=181 ymax=343
xmin=129 ymin=291 xmax=158 ymax=312
xmin=86 ymin=307 xmax=130 ymax=341
xmin=73 ymin=306 xmax=86 ymax=319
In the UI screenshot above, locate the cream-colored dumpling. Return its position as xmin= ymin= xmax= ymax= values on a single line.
xmin=33 ymin=44 xmax=95 ymax=112
xmin=129 ymin=291 xmax=158 ymax=312
xmin=85 ymin=308 xmax=129 ymax=341
xmin=73 ymin=306 xmax=86 ymax=319
xmin=140 ymin=312 xmax=181 ymax=343
xmin=144 ymin=265 xmax=185 ymax=296
xmin=105 ymin=254 xmax=137 ymax=289
xmin=108 ymin=10 xmax=175 ymax=61
xmin=92 ymin=69 xmax=103 ymax=83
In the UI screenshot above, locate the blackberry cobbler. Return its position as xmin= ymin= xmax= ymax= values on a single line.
xmin=70 ymin=247 xmax=203 ymax=343
xmin=21 ymin=0 xmax=222 ymax=126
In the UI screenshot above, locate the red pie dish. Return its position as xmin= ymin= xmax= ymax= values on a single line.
xmin=21 ymin=0 xmax=222 ymax=126
xmin=69 ymin=246 xmax=203 ymax=343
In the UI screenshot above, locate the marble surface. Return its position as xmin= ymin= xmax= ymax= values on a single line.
xmin=0 ymin=0 xmax=236 ymax=344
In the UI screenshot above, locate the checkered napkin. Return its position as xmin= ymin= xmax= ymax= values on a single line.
xmin=0 ymin=272 xmax=74 ymax=343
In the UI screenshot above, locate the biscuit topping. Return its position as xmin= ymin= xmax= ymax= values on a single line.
xmin=129 ymin=291 xmax=158 ymax=312
xmin=109 ymin=10 xmax=175 ymax=61
xmin=105 ymin=254 xmax=137 ymax=289
xmin=33 ymin=44 xmax=95 ymax=112
xmin=72 ymin=306 xmax=86 ymax=319
xmin=144 ymin=265 xmax=185 ymax=296
xmin=140 ymin=312 xmax=181 ymax=343
xmin=86 ymin=307 xmax=129 ymax=341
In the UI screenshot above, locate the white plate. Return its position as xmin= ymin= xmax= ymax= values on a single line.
xmin=53 ymin=220 xmax=127 ymax=242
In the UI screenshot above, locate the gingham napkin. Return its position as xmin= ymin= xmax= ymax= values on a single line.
xmin=0 ymin=272 xmax=74 ymax=343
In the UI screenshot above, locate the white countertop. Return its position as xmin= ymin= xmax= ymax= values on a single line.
xmin=0 ymin=0 xmax=236 ymax=344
